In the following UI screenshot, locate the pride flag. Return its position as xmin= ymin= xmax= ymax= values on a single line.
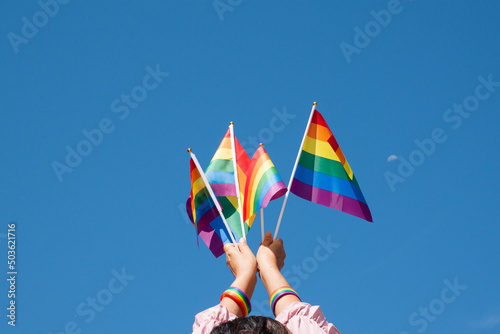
xmin=187 ymin=157 xmax=237 ymax=258
xmin=205 ymin=129 xmax=253 ymax=237
xmin=290 ymin=110 xmax=372 ymax=222
xmin=243 ymin=145 xmax=287 ymax=223
xmin=205 ymin=129 xmax=249 ymax=197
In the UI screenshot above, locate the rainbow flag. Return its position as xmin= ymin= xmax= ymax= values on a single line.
xmin=187 ymin=157 xmax=237 ymax=258
xmin=205 ymin=129 xmax=253 ymax=237
xmin=290 ymin=110 xmax=372 ymax=222
xmin=205 ymin=129 xmax=248 ymax=198
xmin=243 ymin=145 xmax=287 ymax=223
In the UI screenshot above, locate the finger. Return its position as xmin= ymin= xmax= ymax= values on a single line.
xmin=262 ymin=231 xmax=273 ymax=247
xmin=270 ymin=238 xmax=283 ymax=251
xmin=273 ymin=238 xmax=284 ymax=248
xmin=238 ymin=238 xmax=255 ymax=256
xmin=223 ymin=242 xmax=236 ymax=255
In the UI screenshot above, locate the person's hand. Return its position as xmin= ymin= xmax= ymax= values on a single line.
xmin=257 ymin=231 xmax=286 ymax=273
xmin=224 ymin=238 xmax=258 ymax=279
xmin=221 ymin=239 xmax=258 ymax=317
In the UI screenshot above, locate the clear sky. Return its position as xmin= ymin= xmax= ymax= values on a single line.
xmin=1 ymin=1 xmax=499 ymax=333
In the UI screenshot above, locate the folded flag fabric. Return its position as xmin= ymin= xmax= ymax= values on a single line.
xmin=243 ymin=145 xmax=287 ymax=223
xmin=185 ymin=197 xmax=238 ymax=258
xmin=290 ymin=110 xmax=373 ymax=222
xmin=205 ymin=129 xmax=253 ymax=238
xmin=186 ymin=157 xmax=237 ymax=258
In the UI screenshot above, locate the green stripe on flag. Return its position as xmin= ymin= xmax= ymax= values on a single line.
xmin=193 ymin=189 xmax=210 ymax=209
xmin=206 ymin=159 xmax=233 ymax=173
xmin=218 ymin=196 xmax=248 ymax=238
xmin=298 ymin=151 xmax=360 ymax=188
xmin=252 ymin=168 xmax=278 ymax=213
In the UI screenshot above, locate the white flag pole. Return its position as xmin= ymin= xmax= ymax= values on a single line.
xmin=188 ymin=149 xmax=239 ymax=249
xmin=229 ymin=122 xmax=247 ymax=240
xmin=274 ymin=102 xmax=317 ymax=240
xmin=260 ymin=208 xmax=265 ymax=242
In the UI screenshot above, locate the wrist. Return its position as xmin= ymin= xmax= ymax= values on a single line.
xmin=259 ymin=263 xmax=280 ymax=278
xmin=270 ymin=286 xmax=301 ymax=316
xmin=221 ymin=274 xmax=257 ymax=317
xmin=234 ymin=272 xmax=257 ymax=288
xmin=259 ymin=266 xmax=287 ymax=295
xmin=221 ymin=286 xmax=252 ymax=317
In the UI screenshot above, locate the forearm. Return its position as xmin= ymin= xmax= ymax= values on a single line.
xmin=260 ymin=266 xmax=300 ymax=316
xmin=220 ymin=274 xmax=257 ymax=317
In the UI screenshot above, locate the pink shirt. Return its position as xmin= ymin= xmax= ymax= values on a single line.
xmin=192 ymin=302 xmax=341 ymax=334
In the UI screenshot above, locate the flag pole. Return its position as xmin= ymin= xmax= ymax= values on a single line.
xmin=274 ymin=102 xmax=317 ymax=240
xmin=260 ymin=208 xmax=265 ymax=242
xmin=229 ymin=122 xmax=247 ymax=240
xmin=259 ymin=143 xmax=265 ymax=242
xmin=188 ymin=148 xmax=239 ymax=249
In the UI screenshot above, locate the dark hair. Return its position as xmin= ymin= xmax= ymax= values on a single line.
xmin=210 ymin=316 xmax=290 ymax=334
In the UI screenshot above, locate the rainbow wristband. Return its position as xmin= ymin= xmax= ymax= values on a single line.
xmin=220 ymin=286 xmax=251 ymax=317
xmin=269 ymin=286 xmax=301 ymax=316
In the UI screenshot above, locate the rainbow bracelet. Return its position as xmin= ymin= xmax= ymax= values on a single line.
xmin=269 ymin=286 xmax=301 ymax=316
xmin=220 ymin=286 xmax=251 ymax=317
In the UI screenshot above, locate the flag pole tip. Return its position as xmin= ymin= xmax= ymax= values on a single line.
xmin=313 ymin=102 xmax=317 ymax=106
xmin=187 ymin=148 xmax=192 ymax=153
xmin=259 ymin=143 xmax=263 ymax=147
xmin=230 ymin=121 xmax=234 ymax=125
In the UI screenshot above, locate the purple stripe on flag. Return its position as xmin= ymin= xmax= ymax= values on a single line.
xmin=211 ymin=183 xmax=237 ymax=197
xmin=197 ymin=205 xmax=222 ymax=231
xmin=186 ymin=197 xmax=221 ymax=232
xmin=290 ymin=179 xmax=373 ymax=222
xmin=198 ymin=219 xmax=225 ymax=258
xmin=260 ymin=181 xmax=287 ymax=209
xmin=186 ymin=197 xmax=224 ymax=257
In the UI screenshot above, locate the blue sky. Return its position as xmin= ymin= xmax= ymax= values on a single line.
xmin=1 ymin=1 xmax=499 ymax=333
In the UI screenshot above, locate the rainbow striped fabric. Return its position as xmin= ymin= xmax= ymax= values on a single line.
xmin=290 ymin=110 xmax=372 ymax=222
xmin=186 ymin=157 xmax=237 ymax=258
xmin=205 ymin=129 xmax=253 ymax=238
xmin=205 ymin=129 xmax=249 ymax=197
xmin=243 ymin=145 xmax=287 ymax=223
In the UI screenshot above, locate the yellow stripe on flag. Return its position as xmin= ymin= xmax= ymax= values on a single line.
xmin=247 ymin=159 xmax=274 ymax=216
xmin=192 ymin=177 xmax=206 ymax=195
xmin=303 ymin=136 xmax=341 ymax=162
xmin=211 ymin=147 xmax=233 ymax=161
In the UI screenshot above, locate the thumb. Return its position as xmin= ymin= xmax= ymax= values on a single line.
xmin=262 ymin=231 xmax=273 ymax=247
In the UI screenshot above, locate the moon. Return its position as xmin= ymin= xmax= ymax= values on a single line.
xmin=387 ymin=155 xmax=398 ymax=162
